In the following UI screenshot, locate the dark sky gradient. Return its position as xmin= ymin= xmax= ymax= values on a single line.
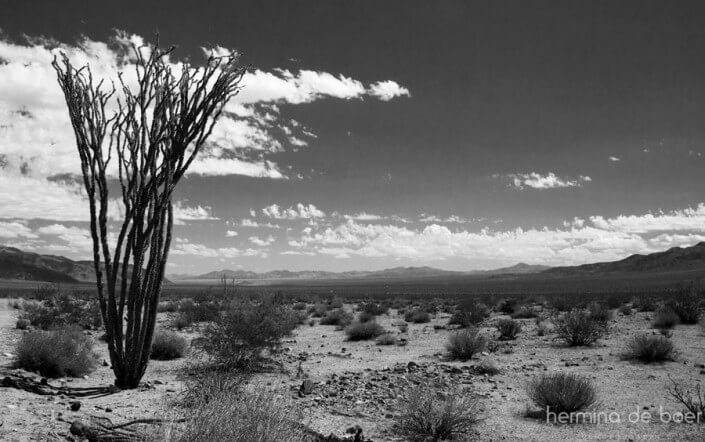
xmin=2 ymin=1 xmax=704 ymax=271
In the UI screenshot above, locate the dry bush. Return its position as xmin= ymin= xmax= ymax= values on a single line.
xmin=15 ymin=326 xmax=98 ymax=377
xmin=320 ymin=308 xmax=353 ymax=327
xmin=632 ymin=296 xmax=657 ymax=312
xmin=497 ymin=298 xmax=518 ymax=315
xmin=405 ymin=309 xmax=431 ymax=324
xmin=496 ymin=319 xmax=521 ymax=340
xmin=199 ymin=298 xmax=297 ymax=370
xmin=554 ymin=309 xmax=606 ymax=346
xmin=292 ymin=302 xmax=307 ymax=311
xmin=653 ymin=306 xmax=679 ymax=330
xmin=173 ymin=299 xmax=220 ymax=329
xmin=511 ymin=306 xmax=538 ymax=319
xmin=157 ymin=300 xmax=179 ymax=313
xmin=173 ymin=377 xmax=304 ymax=442
xmin=666 ymin=287 xmax=703 ymax=324
xmin=376 ymin=333 xmax=397 ymax=346
xmin=394 ymin=384 xmax=481 ymax=441
xmin=345 ymin=321 xmax=385 ymax=341
xmin=150 ymin=330 xmax=189 ymax=360
xmin=20 ymin=290 xmax=102 ymax=330
xmin=548 ymin=295 xmax=582 ymax=312
xmin=526 ymin=372 xmax=597 ymax=417
xmin=359 ymin=302 xmax=389 ymax=316
xmin=618 ymin=304 xmax=632 ymax=315
xmin=536 ymin=320 xmax=551 ymax=336
xmin=447 ymin=328 xmax=487 ymax=361
xmin=449 ymin=301 xmax=490 ymax=327
xmin=587 ymin=301 xmax=612 ymax=324
xmin=623 ymin=334 xmax=677 ymax=363
xmin=667 ymin=378 xmax=705 ymax=420
xmin=357 ymin=311 xmax=376 ymax=323
xmin=16 ymin=318 xmax=30 ymax=330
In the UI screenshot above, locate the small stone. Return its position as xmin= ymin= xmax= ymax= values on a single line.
xmin=70 ymin=401 xmax=81 ymax=412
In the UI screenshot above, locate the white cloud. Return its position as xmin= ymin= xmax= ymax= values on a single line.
xmin=249 ymin=235 xmax=275 ymax=247
xmin=499 ymin=172 xmax=592 ymax=190
xmin=0 ymin=221 xmax=37 ymax=239
xmin=173 ymin=203 xmax=218 ymax=223
xmin=367 ymin=80 xmax=411 ymax=101
xmin=225 ymin=230 xmax=238 ymax=237
xmin=172 ymin=238 xmax=267 ymax=258
xmin=262 ymin=203 xmax=326 ymax=220
xmin=609 ymin=156 xmax=620 ymax=162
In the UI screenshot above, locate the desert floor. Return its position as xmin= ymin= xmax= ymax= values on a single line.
xmin=1 ymin=297 xmax=704 ymax=441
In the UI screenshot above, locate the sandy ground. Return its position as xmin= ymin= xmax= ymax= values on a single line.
xmin=1 ymin=298 xmax=704 ymax=441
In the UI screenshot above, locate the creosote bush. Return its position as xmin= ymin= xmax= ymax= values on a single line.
xmin=653 ymin=306 xmax=679 ymax=330
xmin=394 ymin=384 xmax=481 ymax=441
xmin=511 ymin=306 xmax=538 ymax=319
xmin=526 ymin=372 xmax=597 ymax=417
xmin=345 ymin=321 xmax=385 ymax=341
xmin=623 ymin=334 xmax=677 ymax=363
xmin=19 ymin=288 xmax=102 ymax=330
xmin=150 ymin=330 xmax=189 ymax=360
xmin=15 ymin=326 xmax=98 ymax=378
xmin=667 ymin=378 xmax=705 ymax=421
xmin=554 ymin=309 xmax=606 ymax=346
xmin=632 ymin=296 xmax=657 ymax=312
xmin=320 ymin=308 xmax=353 ymax=328
xmin=496 ymin=319 xmax=521 ymax=340
xmin=587 ymin=301 xmax=612 ymax=324
xmin=405 ymin=308 xmax=431 ymax=324
xmin=447 ymin=328 xmax=487 ymax=361
xmin=449 ymin=301 xmax=490 ymax=327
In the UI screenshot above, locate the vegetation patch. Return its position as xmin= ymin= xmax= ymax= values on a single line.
xmin=15 ymin=326 xmax=98 ymax=378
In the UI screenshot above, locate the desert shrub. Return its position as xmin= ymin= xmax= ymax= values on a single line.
xmin=394 ymin=384 xmax=480 ymax=441
xmin=536 ymin=319 xmax=551 ymax=336
xmin=449 ymin=301 xmax=490 ymax=327
xmin=497 ymin=298 xmax=518 ymax=315
xmin=320 ymin=308 xmax=353 ymax=327
xmin=15 ymin=326 xmax=98 ymax=377
xmin=604 ymin=295 xmax=625 ymax=309
xmin=666 ymin=286 xmax=703 ymax=324
xmin=308 ymin=303 xmax=328 ymax=318
xmin=292 ymin=302 xmax=307 ymax=311
xmin=20 ymin=292 xmax=102 ymax=330
xmin=151 ymin=330 xmax=188 ymax=360
xmin=632 ymin=296 xmax=657 ymax=312
xmin=199 ymin=298 xmax=298 ymax=370
xmin=587 ymin=301 xmax=612 ymax=324
xmin=700 ymin=316 xmax=705 ymax=333
xmin=618 ymin=304 xmax=632 ymax=315
xmin=554 ymin=309 xmax=605 ymax=346
xmin=496 ymin=319 xmax=521 ymax=340
xmin=329 ymin=297 xmax=344 ymax=309
xmin=475 ymin=359 xmax=500 ymax=375
xmin=157 ymin=300 xmax=179 ymax=313
xmin=345 ymin=321 xmax=385 ymax=341
xmin=667 ymin=379 xmax=705 ymax=420
xmin=357 ymin=311 xmax=375 ymax=323
xmin=447 ymin=328 xmax=487 ymax=361
xmin=511 ymin=306 xmax=538 ymax=319
xmin=9 ymin=298 xmax=21 ymax=309
xmin=548 ymin=295 xmax=581 ymax=312
xmin=624 ymin=334 xmax=677 ymax=363
xmin=359 ymin=302 xmax=389 ymax=316
xmin=16 ymin=318 xmax=30 ymax=330
xmin=526 ymin=373 xmax=597 ymax=417
xmin=376 ymin=333 xmax=397 ymax=346
xmin=178 ymin=299 xmax=220 ymax=324
xmin=653 ymin=306 xmax=679 ymax=330
xmin=174 ymin=380 xmax=304 ymax=442
xmin=404 ymin=309 xmax=431 ymax=324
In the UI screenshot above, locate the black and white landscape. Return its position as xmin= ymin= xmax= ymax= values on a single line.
xmin=0 ymin=2 xmax=704 ymax=441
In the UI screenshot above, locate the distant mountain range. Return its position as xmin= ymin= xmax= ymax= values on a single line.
xmin=2 ymin=242 xmax=704 ymax=284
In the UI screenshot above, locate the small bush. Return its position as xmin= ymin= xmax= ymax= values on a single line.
xmin=549 ymin=295 xmax=581 ymax=312
xmin=320 ymin=308 xmax=353 ymax=327
xmin=666 ymin=290 xmax=703 ymax=325
xmin=16 ymin=318 xmax=30 ymax=330
xmin=357 ymin=311 xmax=375 ymax=323
xmin=496 ymin=319 xmax=521 ymax=340
xmin=15 ymin=326 xmax=98 ymax=377
xmin=618 ymin=304 xmax=632 ymax=316
xmin=632 ymin=296 xmax=657 ymax=312
xmin=554 ymin=309 xmax=606 ymax=346
xmin=157 ymin=300 xmax=179 ymax=313
xmin=394 ymin=384 xmax=480 ymax=441
xmin=359 ymin=302 xmax=389 ymax=316
xmin=587 ymin=301 xmax=612 ymax=324
xmin=667 ymin=379 xmax=705 ymax=420
xmin=376 ymin=333 xmax=397 ymax=346
xmin=200 ymin=298 xmax=298 ymax=370
xmin=308 ymin=303 xmax=328 ymax=318
xmin=178 ymin=299 xmax=220 ymax=324
xmin=174 ymin=381 xmax=305 ymax=442
xmin=526 ymin=373 xmax=597 ymax=417
xmin=19 ymin=291 xmax=102 ymax=330
xmin=449 ymin=302 xmax=490 ymax=327
xmin=345 ymin=321 xmax=385 ymax=341
xmin=404 ymin=309 xmax=431 ymax=324
xmin=511 ymin=306 xmax=538 ymax=319
xmin=653 ymin=306 xmax=679 ymax=330
xmin=536 ymin=321 xmax=550 ymax=336
xmin=447 ymin=328 xmax=487 ymax=361
xmin=497 ymin=298 xmax=518 ymax=315
xmin=292 ymin=302 xmax=307 ymax=311
xmin=150 ymin=330 xmax=188 ymax=360
xmin=624 ymin=334 xmax=677 ymax=363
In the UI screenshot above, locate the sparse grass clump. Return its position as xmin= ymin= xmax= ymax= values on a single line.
xmin=624 ymin=334 xmax=677 ymax=363
xmin=447 ymin=328 xmax=487 ymax=361
xmin=150 ymin=330 xmax=188 ymax=360
xmin=376 ymin=333 xmax=397 ymax=346
xmin=345 ymin=321 xmax=385 ymax=341
xmin=15 ymin=326 xmax=98 ymax=378
xmin=496 ymin=319 xmax=521 ymax=340
xmin=394 ymin=384 xmax=481 ymax=441
xmin=526 ymin=373 xmax=597 ymax=417
xmin=653 ymin=306 xmax=679 ymax=330
xmin=554 ymin=309 xmax=606 ymax=346
xmin=405 ymin=309 xmax=431 ymax=324
xmin=320 ymin=308 xmax=353 ymax=327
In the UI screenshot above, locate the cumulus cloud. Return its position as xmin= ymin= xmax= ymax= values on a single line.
xmin=249 ymin=235 xmax=275 ymax=246
xmin=498 ymin=172 xmax=592 ymax=190
xmin=262 ymin=203 xmax=326 ymax=220
xmin=171 ymin=238 xmax=266 ymax=258
xmin=609 ymin=156 xmax=620 ymax=162
xmin=367 ymin=80 xmax=411 ymax=101
xmin=0 ymin=221 xmax=37 ymax=239
xmin=225 ymin=230 xmax=238 ymax=237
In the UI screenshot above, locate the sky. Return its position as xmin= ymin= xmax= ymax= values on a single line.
xmin=1 ymin=0 xmax=705 ymax=274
